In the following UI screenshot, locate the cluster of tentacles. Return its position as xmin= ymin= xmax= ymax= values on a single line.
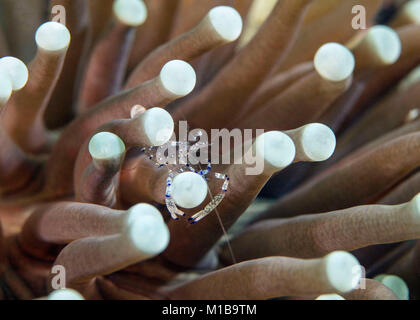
xmin=0 ymin=0 xmax=420 ymax=300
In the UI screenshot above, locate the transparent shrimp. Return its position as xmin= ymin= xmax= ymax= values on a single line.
xmin=140 ymin=131 xmax=229 ymax=223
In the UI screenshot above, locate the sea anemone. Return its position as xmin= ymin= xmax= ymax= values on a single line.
xmin=0 ymin=0 xmax=419 ymax=301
